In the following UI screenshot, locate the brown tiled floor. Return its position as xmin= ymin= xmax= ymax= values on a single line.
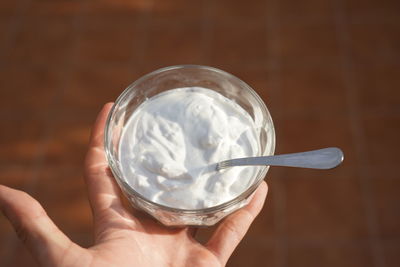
xmin=0 ymin=0 xmax=399 ymax=267
xmin=0 ymin=64 xmax=63 ymax=114
xmin=145 ymin=21 xmax=205 ymax=65
xmin=354 ymin=65 xmax=400 ymax=115
xmin=75 ymin=16 xmax=139 ymax=65
xmin=7 ymin=17 xmax=76 ymax=66
xmin=270 ymin=22 xmax=342 ymax=67
xmin=278 ymin=65 xmax=349 ymax=117
xmin=282 ymin=168 xmax=368 ymax=241
xmin=210 ymin=22 xmax=269 ymax=68
xmin=287 ymin=242 xmax=374 ymax=267
xmin=347 ymin=22 xmax=400 ymax=65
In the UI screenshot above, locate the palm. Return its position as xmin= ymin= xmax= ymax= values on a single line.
xmin=91 ymin=216 xmax=220 ymax=267
xmin=0 ymin=103 xmax=268 ymax=267
xmin=86 ymin=163 xmax=220 ymax=267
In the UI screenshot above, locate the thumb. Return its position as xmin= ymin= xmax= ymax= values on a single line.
xmin=0 ymin=185 xmax=74 ymax=264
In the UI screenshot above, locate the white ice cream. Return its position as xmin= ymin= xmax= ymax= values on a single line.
xmin=119 ymin=87 xmax=260 ymax=209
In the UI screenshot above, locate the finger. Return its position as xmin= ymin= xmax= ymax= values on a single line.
xmin=206 ymin=181 xmax=268 ymax=265
xmin=0 ymin=185 xmax=73 ymax=264
xmin=84 ymin=103 xmax=125 ymax=218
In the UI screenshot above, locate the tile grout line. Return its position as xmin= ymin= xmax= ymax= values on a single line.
xmin=333 ymin=2 xmax=386 ymax=267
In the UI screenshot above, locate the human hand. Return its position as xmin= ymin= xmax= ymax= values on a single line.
xmin=0 ymin=103 xmax=268 ymax=267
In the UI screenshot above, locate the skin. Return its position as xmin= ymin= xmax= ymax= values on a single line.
xmin=0 ymin=103 xmax=269 ymax=267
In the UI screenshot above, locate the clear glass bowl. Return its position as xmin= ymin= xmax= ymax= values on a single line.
xmin=104 ymin=65 xmax=275 ymax=227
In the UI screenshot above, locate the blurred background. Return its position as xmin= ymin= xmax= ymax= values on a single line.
xmin=0 ymin=0 xmax=399 ymax=266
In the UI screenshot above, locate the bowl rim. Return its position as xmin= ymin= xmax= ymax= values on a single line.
xmin=104 ymin=64 xmax=276 ymax=214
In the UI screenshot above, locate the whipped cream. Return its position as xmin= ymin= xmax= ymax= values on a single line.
xmin=119 ymin=87 xmax=260 ymax=209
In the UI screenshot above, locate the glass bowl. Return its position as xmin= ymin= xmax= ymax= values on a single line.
xmin=104 ymin=65 xmax=275 ymax=227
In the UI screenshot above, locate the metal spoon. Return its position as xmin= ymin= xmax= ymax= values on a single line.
xmin=216 ymin=147 xmax=344 ymax=171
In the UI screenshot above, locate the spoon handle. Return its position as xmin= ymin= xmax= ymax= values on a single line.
xmin=217 ymin=147 xmax=344 ymax=170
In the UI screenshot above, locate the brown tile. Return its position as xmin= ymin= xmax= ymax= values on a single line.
xmin=7 ymin=17 xmax=76 ymax=65
xmin=266 ymin=166 xmax=281 ymax=181
xmin=371 ymin=176 xmax=400 ymax=239
xmin=271 ymin=22 xmax=340 ymax=67
xmin=0 ymin=217 xmax=14 ymax=238
xmin=81 ymin=0 xmax=152 ymax=18
xmin=0 ymin=216 xmax=15 ymax=250
xmin=0 ymin=17 xmax=14 ymax=46
xmin=0 ymin=236 xmax=14 ymax=266
xmin=75 ymin=17 xmax=139 ymax=65
xmin=383 ymin=241 xmax=400 ymax=267
xmin=348 ymin=22 xmax=400 ymax=65
xmin=287 ymin=242 xmax=373 ymax=267
xmin=0 ymin=166 xmax=36 ymax=191
xmin=0 ymin=118 xmax=46 ymax=165
xmin=7 ymin=241 xmax=39 ymax=267
xmin=151 ymin=0 xmax=205 ymax=23
xmin=275 ymin=117 xmax=358 ymax=166
xmin=278 ymin=0 xmax=336 ymax=22
xmin=61 ymin=64 xmax=135 ymax=111
xmin=0 ymin=1 xmax=25 ymax=16
xmin=211 ymin=0 xmax=268 ymax=24
xmin=279 ymin=65 xmax=348 ymax=117
xmin=138 ymin=62 xmax=171 ymax=75
xmin=144 ymin=22 xmax=206 ymax=66
xmin=43 ymin=118 xmax=92 ymax=166
xmin=265 ymin=68 xmax=285 ymax=117
xmin=367 ymin=165 xmax=398 ymax=181
xmin=227 ymin=241 xmax=276 ymax=267
xmin=26 ymin=0 xmax=84 ymax=18
xmin=354 ymin=65 xmax=400 ymax=115
xmin=33 ymin=166 xmax=93 ymax=237
xmin=0 ymin=64 xmax=63 ymax=114
xmin=345 ymin=0 xmax=400 ymax=21
xmin=362 ymin=115 xmax=400 ymax=166
xmin=282 ymin=167 xmax=369 ymax=241
xmin=210 ymin=23 xmax=268 ymax=68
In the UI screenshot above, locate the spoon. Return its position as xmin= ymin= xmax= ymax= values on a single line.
xmin=216 ymin=147 xmax=344 ymax=171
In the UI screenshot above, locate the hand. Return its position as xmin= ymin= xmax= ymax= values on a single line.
xmin=0 ymin=103 xmax=268 ymax=267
